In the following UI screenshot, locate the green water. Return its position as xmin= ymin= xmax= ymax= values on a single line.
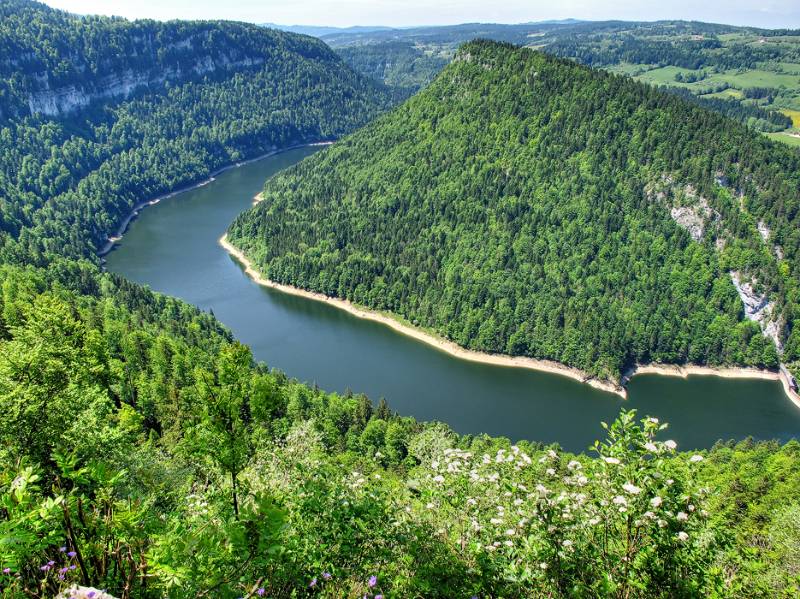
xmin=106 ymin=146 xmax=800 ymax=452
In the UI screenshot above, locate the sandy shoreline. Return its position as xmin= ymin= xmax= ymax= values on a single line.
xmin=98 ymin=141 xmax=333 ymax=257
xmin=220 ymin=234 xmax=625 ymax=397
xmin=220 ymin=234 xmax=800 ymax=408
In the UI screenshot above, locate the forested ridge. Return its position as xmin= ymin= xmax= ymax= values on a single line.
xmin=229 ymin=40 xmax=800 ymax=382
xmin=0 ymin=3 xmax=799 ymax=596
xmin=0 ymin=0 xmax=391 ymax=265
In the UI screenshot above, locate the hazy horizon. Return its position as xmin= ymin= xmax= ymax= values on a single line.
xmin=39 ymin=0 xmax=800 ymax=30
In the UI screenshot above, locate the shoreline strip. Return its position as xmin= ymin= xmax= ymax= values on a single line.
xmin=220 ymin=234 xmax=800 ymax=409
xmin=220 ymin=234 xmax=623 ymax=397
xmin=98 ymin=141 xmax=333 ymax=257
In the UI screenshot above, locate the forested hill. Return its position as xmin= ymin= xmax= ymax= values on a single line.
xmin=0 ymin=0 xmax=345 ymax=118
xmin=229 ymin=40 xmax=800 ymax=383
xmin=0 ymin=0 xmax=390 ymax=264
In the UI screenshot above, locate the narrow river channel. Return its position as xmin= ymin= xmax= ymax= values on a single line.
xmin=106 ymin=146 xmax=800 ymax=452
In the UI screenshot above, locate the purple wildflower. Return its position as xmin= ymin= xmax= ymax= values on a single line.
xmin=48 ymin=560 xmax=55 ymax=566
xmin=368 ymin=575 xmax=377 ymax=588
xmin=375 ymin=596 xmax=384 ymax=599
xmin=256 ymin=588 xmax=265 ymax=597
xmin=40 ymin=564 xmax=51 ymax=571
xmin=59 ymin=546 xmax=67 ymax=552
xmin=322 ymin=572 xmax=332 ymax=580
xmin=69 ymin=565 xmax=77 ymax=570
xmin=2 ymin=567 xmax=10 ymax=574
xmin=309 ymin=577 xmax=317 ymax=588
xmin=87 ymin=592 xmax=96 ymax=599
xmin=67 ymin=551 xmax=77 ymax=558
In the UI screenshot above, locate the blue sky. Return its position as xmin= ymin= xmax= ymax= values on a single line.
xmin=41 ymin=0 xmax=800 ymax=29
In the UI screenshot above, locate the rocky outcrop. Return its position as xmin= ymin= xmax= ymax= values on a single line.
xmin=730 ymin=271 xmax=783 ymax=352
xmin=670 ymin=203 xmax=711 ymax=242
xmin=26 ymin=55 xmax=264 ymax=117
xmin=756 ymin=220 xmax=784 ymax=260
xmin=647 ymin=177 xmax=721 ymax=242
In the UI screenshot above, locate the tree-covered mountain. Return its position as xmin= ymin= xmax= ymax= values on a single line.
xmin=0 ymin=0 xmax=391 ymax=265
xmin=229 ymin=40 xmax=800 ymax=383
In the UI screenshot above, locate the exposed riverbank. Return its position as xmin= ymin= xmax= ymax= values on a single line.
xmin=98 ymin=141 xmax=333 ymax=257
xmin=220 ymin=234 xmax=800 ymax=408
xmin=221 ymin=234 xmax=622 ymax=398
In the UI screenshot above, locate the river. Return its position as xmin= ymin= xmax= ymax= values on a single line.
xmin=106 ymin=146 xmax=800 ymax=452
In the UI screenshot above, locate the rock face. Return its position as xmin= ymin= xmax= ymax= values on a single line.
xmin=26 ymin=55 xmax=264 ymax=117
xmin=730 ymin=271 xmax=783 ymax=352
xmin=670 ymin=203 xmax=711 ymax=242
xmin=647 ymin=178 xmax=720 ymax=242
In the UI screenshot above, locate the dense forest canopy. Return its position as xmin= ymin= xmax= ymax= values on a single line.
xmin=0 ymin=0 xmax=391 ymax=266
xmin=0 ymin=0 xmax=351 ymax=118
xmin=0 ymin=2 xmax=798 ymax=596
xmin=229 ymin=40 xmax=800 ymax=382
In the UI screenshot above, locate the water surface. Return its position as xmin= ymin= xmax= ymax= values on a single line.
xmin=106 ymin=147 xmax=800 ymax=452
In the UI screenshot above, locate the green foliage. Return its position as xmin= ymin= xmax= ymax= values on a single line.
xmin=230 ymin=41 xmax=800 ymax=380
xmin=337 ymin=41 xmax=448 ymax=99
xmin=0 ymin=0 xmax=390 ymax=265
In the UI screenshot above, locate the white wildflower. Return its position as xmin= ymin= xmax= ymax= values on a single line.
xmin=677 ymin=511 xmax=688 ymax=522
xmin=622 ymin=482 xmax=642 ymax=495
xmin=664 ymin=440 xmax=677 ymax=451
xmin=651 ymin=496 xmax=663 ymax=508
xmin=603 ymin=456 xmax=620 ymax=465
xmin=644 ymin=442 xmax=658 ymax=453
xmin=677 ymin=531 xmax=689 ymax=542
xmin=689 ymin=454 xmax=704 ymax=463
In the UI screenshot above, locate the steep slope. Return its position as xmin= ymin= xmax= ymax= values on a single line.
xmin=228 ymin=40 xmax=800 ymax=383
xmin=0 ymin=0 xmax=391 ymax=263
xmin=0 ymin=0 xmax=361 ymax=118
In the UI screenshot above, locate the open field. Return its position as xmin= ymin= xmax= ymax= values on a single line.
xmin=767 ymin=131 xmax=800 ymax=147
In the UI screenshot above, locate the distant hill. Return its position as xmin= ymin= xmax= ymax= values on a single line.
xmin=229 ymin=40 xmax=800 ymax=383
xmin=329 ymin=19 xmax=799 ymax=135
xmin=261 ymin=23 xmax=395 ymax=37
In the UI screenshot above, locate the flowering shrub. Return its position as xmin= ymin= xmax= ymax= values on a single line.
xmin=415 ymin=411 xmax=719 ymax=597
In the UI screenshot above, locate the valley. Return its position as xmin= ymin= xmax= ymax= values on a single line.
xmin=106 ymin=147 xmax=800 ymax=452
xmin=2 ymin=2 xmax=800 ymax=596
